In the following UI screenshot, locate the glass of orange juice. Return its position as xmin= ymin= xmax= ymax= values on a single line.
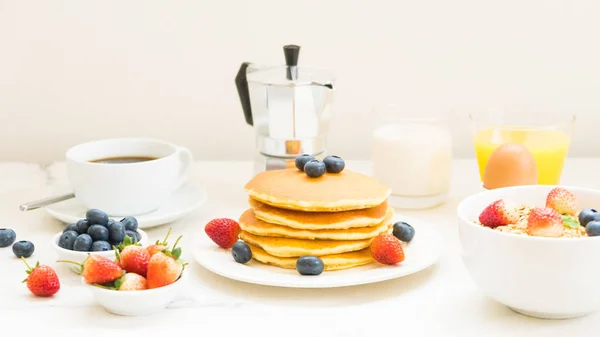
xmin=470 ymin=108 xmax=575 ymax=185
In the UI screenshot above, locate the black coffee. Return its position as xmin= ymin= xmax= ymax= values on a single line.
xmin=89 ymin=156 xmax=159 ymax=164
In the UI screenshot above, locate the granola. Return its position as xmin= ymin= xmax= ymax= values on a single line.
xmin=475 ymin=204 xmax=588 ymax=238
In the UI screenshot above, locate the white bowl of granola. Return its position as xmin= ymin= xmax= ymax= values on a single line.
xmin=457 ymin=185 xmax=600 ymax=319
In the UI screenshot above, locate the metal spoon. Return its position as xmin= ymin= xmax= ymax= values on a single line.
xmin=19 ymin=193 xmax=75 ymax=211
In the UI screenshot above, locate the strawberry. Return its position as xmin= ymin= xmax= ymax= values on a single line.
xmin=146 ymin=228 xmax=172 ymax=257
xmin=370 ymin=233 xmax=405 ymax=265
xmin=22 ymin=258 xmax=60 ymax=297
xmin=147 ymin=235 xmax=186 ymax=289
xmin=527 ymin=207 xmax=564 ymax=237
xmin=205 ymin=218 xmax=241 ymax=249
xmin=146 ymin=245 xmax=166 ymax=257
xmin=147 ymin=253 xmax=183 ymax=289
xmin=59 ymin=255 xmax=123 ymax=285
xmin=478 ymin=199 xmax=519 ymax=228
xmin=115 ymin=273 xmax=147 ymax=291
xmin=546 ymin=187 xmax=577 ymax=216
xmin=117 ymin=245 xmax=150 ymax=277
xmin=146 ymin=245 xmax=167 ymax=257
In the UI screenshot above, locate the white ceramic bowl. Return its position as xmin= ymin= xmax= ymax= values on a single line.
xmin=83 ymin=271 xmax=186 ymax=316
xmin=50 ymin=229 xmax=148 ymax=269
xmin=457 ymin=185 xmax=600 ymax=319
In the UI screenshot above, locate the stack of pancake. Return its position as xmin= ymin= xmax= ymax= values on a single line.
xmin=240 ymin=168 xmax=393 ymax=271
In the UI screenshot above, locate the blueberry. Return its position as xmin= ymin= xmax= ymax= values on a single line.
xmin=86 ymin=209 xmax=109 ymax=227
xmin=304 ymin=160 xmax=326 ymax=178
xmin=295 ymin=154 xmax=315 ymax=172
xmin=586 ymin=221 xmax=600 ymax=237
xmin=12 ymin=240 xmax=34 ymax=258
xmin=323 ymin=155 xmax=345 ymax=173
xmin=58 ymin=230 xmax=79 ymax=250
xmin=393 ymin=221 xmax=415 ymax=242
xmin=87 ymin=225 xmax=109 ymax=242
xmin=106 ymin=219 xmax=117 ymax=230
xmin=108 ymin=221 xmax=126 ymax=244
xmin=0 ymin=228 xmax=16 ymax=248
xmin=76 ymin=219 xmax=90 ymax=234
xmin=64 ymin=223 xmax=79 ymax=233
xmin=232 ymin=241 xmax=252 ymax=264
xmin=120 ymin=217 xmax=138 ymax=232
xmin=73 ymin=234 xmax=93 ymax=251
xmin=125 ymin=230 xmax=140 ymax=243
xmin=91 ymin=241 xmax=112 ymax=252
xmin=579 ymin=208 xmax=600 ymax=227
xmin=296 ymin=256 xmax=324 ymax=276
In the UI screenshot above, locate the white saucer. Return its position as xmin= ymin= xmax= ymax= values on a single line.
xmin=44 ymin=183 xmax=207 ymax=229
xmin=193 ymin=211 xmax=443 ymax=288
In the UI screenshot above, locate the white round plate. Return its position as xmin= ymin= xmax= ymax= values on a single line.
xmin=44 ymin=183 xmax=206 ymax=229
xmin=193 ymin=212 xmax=442 ymax=288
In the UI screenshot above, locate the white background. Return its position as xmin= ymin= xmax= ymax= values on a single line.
xmin=0 ymin=0 xmax=598 ymax=163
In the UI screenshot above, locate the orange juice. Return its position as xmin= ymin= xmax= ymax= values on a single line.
xmin=473 ymin=128 xmax=570 ymax=185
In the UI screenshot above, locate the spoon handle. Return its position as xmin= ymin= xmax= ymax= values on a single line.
xmin=19 ymin=193 xmax=75 ymax=211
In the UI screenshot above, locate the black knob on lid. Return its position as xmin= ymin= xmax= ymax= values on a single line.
xmin=283 ymin=45 xmax=300 ymax=67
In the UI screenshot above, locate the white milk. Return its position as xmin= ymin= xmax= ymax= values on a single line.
xmin=372 ymin=121 xmax=452 ymax=209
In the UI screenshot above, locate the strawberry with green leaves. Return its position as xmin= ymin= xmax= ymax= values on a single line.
xmin=147 ymin=235 xmax=186 ymax=289
xmin=115 ymin=235 xmax=150 ymax=277
xmin=22 ymin=257 xmax=60 ymax=297
xmin=58 ymin=254 xmax=124 ymax=285
xmin=146 ymin=228 xmax=172 ymax=257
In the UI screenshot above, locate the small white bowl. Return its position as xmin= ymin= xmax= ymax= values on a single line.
xmin=457 ymin=185 xmax=600 ymax=319
xmin=50 ymin=228 xmax=148 ymax=269
xmin=83 ymin=271 xmax=187 ymax=316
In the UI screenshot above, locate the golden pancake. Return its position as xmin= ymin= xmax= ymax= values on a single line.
xmin=244 ymin=168 xmax=391 ymax=212
xmin=239 ymin=231 xmax=374 ymax=257
xmin=249 ymin=198 xmax=390 ymax=230
xmin=247 ymin=243 xmax=374 ymax=271
xmin=239 ymin=207 xmax=393 ymax=240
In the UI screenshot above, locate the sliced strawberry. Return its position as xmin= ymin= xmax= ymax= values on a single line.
xmin=478 ymin=199 xmax=519 ymax=228
xmin=527 ymin=207 xmax=564 ymax=237
xmin=546 ymin=187 xmax=578 ymax=216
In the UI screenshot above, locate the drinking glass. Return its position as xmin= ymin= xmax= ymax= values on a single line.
xmin=470 ymin=107 xmax=575 ymax=185
xmin=371 ymin=105 xmax=453 ymax=209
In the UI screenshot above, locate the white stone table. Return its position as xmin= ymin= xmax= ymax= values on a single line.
xmin=0 ymin=159 xmax=597 ymax=336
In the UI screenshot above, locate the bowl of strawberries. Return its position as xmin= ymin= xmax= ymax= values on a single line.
xmin=60 ymin=229 xmax=187 ymax=316
xmin=457 ymin=185 xmax=600 ymax=319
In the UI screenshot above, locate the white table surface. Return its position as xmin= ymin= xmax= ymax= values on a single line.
xmin=0 ymin=158 xmax=597 ymax=336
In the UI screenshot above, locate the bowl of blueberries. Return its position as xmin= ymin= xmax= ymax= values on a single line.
xmin=50 ymin=209 xmax=147 ymax=270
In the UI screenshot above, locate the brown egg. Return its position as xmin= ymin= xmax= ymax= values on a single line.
xmin=483 ymin=143 xmax=538 ymax=189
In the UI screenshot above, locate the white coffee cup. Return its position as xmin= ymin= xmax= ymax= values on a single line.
xmin=66 ymin=138 xmax=194 ymax=216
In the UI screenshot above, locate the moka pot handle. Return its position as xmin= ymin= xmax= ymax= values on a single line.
xmin=235 ymin=62 xmax=253 ymax=126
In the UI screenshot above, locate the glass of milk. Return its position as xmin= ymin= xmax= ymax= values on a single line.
xmin=371 ymin=105 xmax=453 ymax=209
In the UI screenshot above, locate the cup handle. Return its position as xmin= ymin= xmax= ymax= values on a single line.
xmin=175 ymin=147 xmax=194 ymax=190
